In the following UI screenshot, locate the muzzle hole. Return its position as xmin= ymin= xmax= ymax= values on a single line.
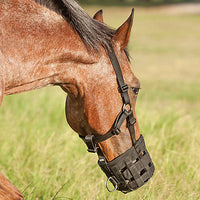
xmin=121 ymin=166 xmax=127 ymax=173
xmin=148 ymin=162 xmax=152 ymax=167
xmin=132 ymin=158 xmax=139 ymax=164
xmin=144 ymin=178 xmax=150 ymax=183
xmin=140 ymin=169 xmax=147 ymax=176
xmin=130 ymin=177 xmax=135 ymax=182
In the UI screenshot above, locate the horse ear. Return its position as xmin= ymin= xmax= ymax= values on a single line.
xmin=113 ymin=8 xmax=134 ymax=50
xmin=93 ymin=10 xmax=103 ymax=23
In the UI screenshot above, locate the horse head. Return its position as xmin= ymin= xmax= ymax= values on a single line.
xmin=65 ymin=9 xmax=154 ymax=193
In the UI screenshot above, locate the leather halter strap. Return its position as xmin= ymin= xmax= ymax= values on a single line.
xmin=80 ymin=45 xmax=136 ymax=153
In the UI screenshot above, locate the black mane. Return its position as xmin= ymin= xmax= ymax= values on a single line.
xmin=35 ymin=0 xmax=115 ymax=52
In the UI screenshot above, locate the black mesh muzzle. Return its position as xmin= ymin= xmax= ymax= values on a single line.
xmin=98 ymin=135 xmax=155 ymax=193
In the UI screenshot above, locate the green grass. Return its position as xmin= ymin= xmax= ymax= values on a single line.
xmin=0 ymin=6 xmax=200 ymax=200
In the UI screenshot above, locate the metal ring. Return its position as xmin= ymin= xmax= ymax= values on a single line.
xmin=122 ymin=103 xmax=132 ymax=112
xmin=106 ymin=177 xmax=118 ymax=192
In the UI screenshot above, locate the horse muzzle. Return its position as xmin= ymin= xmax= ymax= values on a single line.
xmin=98 ymin=135 xmax=155 ymax=193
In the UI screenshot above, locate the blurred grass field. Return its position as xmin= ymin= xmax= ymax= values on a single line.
xmin=0 ymin=5 xmax=200 ymax=200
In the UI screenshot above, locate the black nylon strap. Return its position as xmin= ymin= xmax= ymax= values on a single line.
xmin=127 ymin=112 xmax=136 ymax=144
xmin=114 ymin=110 xmax=131 ymax=132
xmin=86 ymin=108 xmax=135 ymax=144
xmin=95 ymin=131 xmax=114 ymax=144
xmin=108 ymin=46 xmax=130 ymax=105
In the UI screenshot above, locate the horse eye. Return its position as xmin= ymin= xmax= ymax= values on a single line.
xmin=132 ymin=88 xmax=140 ymax=95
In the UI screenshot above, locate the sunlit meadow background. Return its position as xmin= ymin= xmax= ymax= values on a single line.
xmin=0 ymin=3 xmax=200 ymax=200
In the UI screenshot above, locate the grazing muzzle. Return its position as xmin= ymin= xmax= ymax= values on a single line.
xmin=80 ymin=45 xmax=154 ymax=193
xmin=98 ymin=135 xmax=154 ymax=193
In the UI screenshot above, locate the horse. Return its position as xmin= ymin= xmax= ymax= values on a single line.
xmin=0 ymin=0 xmax=154 ymax=199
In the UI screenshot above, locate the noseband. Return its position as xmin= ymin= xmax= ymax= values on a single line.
xmin=80 ymin=45 xmax=154 ymax=193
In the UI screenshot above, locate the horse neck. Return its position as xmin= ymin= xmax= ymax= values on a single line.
xmin=1 ymin=0 xmax=95 ymax=95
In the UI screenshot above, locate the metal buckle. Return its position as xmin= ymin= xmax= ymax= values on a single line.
xmin=85 ymin=135 xmax=98 ymax=153
xmin=129 ymin=117 xmax=136 ymax=125
xmin=112 ymin=128 xmax=121 ymax=135
xmin=119 ymin=83 xmax=129 ymax=93
xmin=122 ymin=103 xmax=132 ymax=113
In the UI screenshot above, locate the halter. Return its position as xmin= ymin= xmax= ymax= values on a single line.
xmin=80 ymin=45 xmax=154 ymax=193
xmin=80 ymin=45 xmax=136 ymax=152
